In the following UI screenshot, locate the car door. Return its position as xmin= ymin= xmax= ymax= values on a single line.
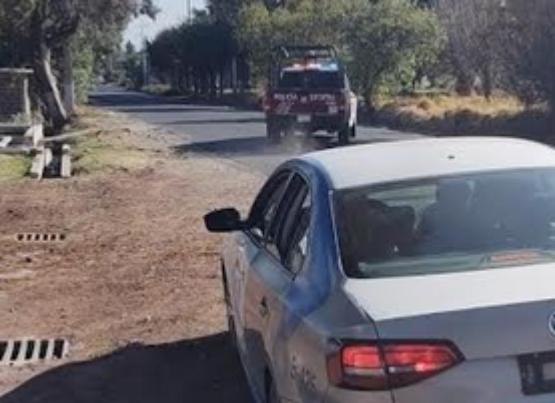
xmin=234 ymin=170 xmax=292 ymax=401
xmin=243 ymin=172 xmax=312 ymax=402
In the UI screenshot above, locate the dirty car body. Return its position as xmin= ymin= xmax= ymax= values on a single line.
xmin=205 ymin=137 xmax=555 ymax=403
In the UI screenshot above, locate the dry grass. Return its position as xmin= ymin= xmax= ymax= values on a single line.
xmin=374 ymin=93 xmax=552 ymax=139
xmin=379 ymin=94 xmax=526 ymax=119
xmin=72 ymin=134 xmax=153 ymax=175
xmin=70 ymin=106 xmax=166 ymax=176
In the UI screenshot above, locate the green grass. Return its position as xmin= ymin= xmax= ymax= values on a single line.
xmin=72 ymin=135 xmax=151 ymax=175
xmin=0 ymin=155 xmax=30 ymax=182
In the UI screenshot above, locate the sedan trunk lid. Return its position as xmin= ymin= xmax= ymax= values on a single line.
xmin=344 ymin=264 xmax=555 ymax=360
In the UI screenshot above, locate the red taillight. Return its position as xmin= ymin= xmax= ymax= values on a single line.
xmin=262 ymin=95 xmax=270 ymax=111
xmin=328 ymin=341 xmax=463 ymax=390
xmin=336 ymin=92 xmax=347 ymax=111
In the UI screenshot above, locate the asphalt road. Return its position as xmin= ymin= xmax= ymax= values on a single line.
xmin=90 ymin=86 xmax=423 ymax=175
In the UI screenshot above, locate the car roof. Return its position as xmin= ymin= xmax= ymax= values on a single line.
xmin=300 ymin=137 xmax=555 ymax=190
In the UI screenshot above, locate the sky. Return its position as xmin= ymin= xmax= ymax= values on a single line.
xmin=124 ymin=0 xmax=207 ymax=48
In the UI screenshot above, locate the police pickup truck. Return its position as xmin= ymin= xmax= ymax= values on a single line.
xmin=263 ymin=46 xmax=358 ymax=145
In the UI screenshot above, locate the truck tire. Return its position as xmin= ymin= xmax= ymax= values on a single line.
xmin=267 ymin=119 xmax=281 ymax=143
xmin=338 ymin=124 xmax=351 ymax=146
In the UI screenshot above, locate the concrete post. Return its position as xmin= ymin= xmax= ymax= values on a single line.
xmin=0 ymin=69 xmax=33 ymax=122
xmin=61 ymin=144 xmax=72 ymax=178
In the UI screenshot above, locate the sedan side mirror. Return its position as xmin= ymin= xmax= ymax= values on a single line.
xmin=204 ymin=208 xmax=245 ymax=233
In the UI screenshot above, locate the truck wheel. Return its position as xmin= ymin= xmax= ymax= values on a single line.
xmin=338 ymin=124 xmax=351 ymax=146
xmin=267 ymin=119 xmax=281 ymax=143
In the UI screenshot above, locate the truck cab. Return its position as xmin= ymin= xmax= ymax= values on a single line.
xmin=263 ymin=46 xmax=357 ymax=145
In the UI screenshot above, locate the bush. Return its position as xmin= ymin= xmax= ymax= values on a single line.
xmin=501 ymin=0 xmax=555 ymax=118
xmin=238 ymin=0 xmax=444 ymax=106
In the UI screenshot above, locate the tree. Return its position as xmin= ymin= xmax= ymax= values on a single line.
xmin=436 ymin=0 xmax=506 ymax=98
xmin=499 ymin=0 xmax=555 ymax=118
xmin=206 ymin=0 xmax=246 ymax=26
xmin=237 ymin=0 xmax=443 ymax=105
xmin=237 ymin=0 xmax=360 ymax=82
xmin=0 ymin=0 xmax=159 ymax=131
xmin=149 ymin=12 xmax=238 ymax=97
xmin=345 ymin=0 xmax=443 ymax=106
xmin=121 ymin=41 xmax=145 ymax=89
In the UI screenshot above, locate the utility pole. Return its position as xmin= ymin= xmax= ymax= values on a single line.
xmin=186 ymin=0 xmax=192 ymax=23
xmin=143 ymin=47 xmax=149 ymax=87
xmin=140 ymin=21 xmax=149 ymax=87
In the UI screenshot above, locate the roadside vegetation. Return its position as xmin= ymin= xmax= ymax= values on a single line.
xmin=0 ymin=155 xmax=31 ymax=182
xmin=2 ymin=0 xmax=555 ymax=138
xmin=0 ymin=0 xmax=158 ymax=131
xmin=71 ymin=108 xmax=155 ymax=175
xmin=138 ymin=0 xmax=555 ymax=138
xmin=373 ymin=94 xmax=551 ymax=139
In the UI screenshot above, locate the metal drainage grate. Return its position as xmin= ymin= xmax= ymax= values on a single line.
xmin=15 ymin=233 xmax=67 ymax=243
xmin=0 ymin=339 xmax=69 ymax=366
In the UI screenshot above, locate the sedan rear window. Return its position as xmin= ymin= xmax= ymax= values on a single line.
xmin=336 ymin=168 xmax=555 ymax=278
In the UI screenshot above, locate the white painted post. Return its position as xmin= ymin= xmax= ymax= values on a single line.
xmin=61 ymin=144 xmax=72 ymax=178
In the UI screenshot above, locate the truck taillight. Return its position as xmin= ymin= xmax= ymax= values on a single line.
xmin=262 ymin=95 xmax=270 ymax=111
xmin=336 ymin=92 xmax=346 ymax=110
xmin=327 ymin=341 xmax=463 ymax=390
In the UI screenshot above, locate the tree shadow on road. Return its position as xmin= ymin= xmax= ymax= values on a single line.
xmin=0 ymin=332 xmax=252 ymax=403
xmin=173 ymin=135 xmax=339 ymax=159
xmin=117 ymin=107 xmax=230 ymax=114
xmin=167 ymin=117 xmax=266 ymax=126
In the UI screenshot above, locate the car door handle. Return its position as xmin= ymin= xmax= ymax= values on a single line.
xmin=259 ymin=297 xmax=269 ymax=318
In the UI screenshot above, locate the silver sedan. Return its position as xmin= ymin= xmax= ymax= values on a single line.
xmin=205 ymin=137 xmax=555 ymax=403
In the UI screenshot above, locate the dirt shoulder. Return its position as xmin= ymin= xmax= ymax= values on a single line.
xmin=0 ymin=107 xmax=263 ymax=401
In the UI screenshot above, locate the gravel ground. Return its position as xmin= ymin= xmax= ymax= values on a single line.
xmin=0 ymin=110 xmax=263 ymax=402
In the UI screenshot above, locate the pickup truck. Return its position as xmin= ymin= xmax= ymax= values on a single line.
xmin=263 ymin=46 xmax=358 ymax=145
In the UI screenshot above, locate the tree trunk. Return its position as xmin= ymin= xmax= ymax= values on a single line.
xmin=363 ymin=77 xmax=376 ymax=113
xmin=62 ymin=43 xmax=75 ymax=114
xmin=142 ymin=50 xmax=149 ymax=87
xmin=455 ymin=71 xmax=474 ymax=96
xmin=231 ymin=57 xmax=238 ymax=95
xmin=185 ymin=67 xmax=191 ymax=94
xmin=194 ymin=70 xmax=200 ymax=96
xmin=210 ymin=70 xmax=217 ymax=98
xmin=219 ymin=67 xmax=225 ymax=98
xmin=482 ymin=65 xmax=493 ymax=101
xmin=548 ymin=90 xmax=555 ymax=133
xmin=34 ymin=43 xmax=68 ymax=132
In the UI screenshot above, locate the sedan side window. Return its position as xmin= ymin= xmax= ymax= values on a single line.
xmin=274 ymin=175 xmax=312 ymax=274
xmin=284 ymin=192 xmax=311 ymax=274
xmin=249 ymin=172 xmax=290 ymax=242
